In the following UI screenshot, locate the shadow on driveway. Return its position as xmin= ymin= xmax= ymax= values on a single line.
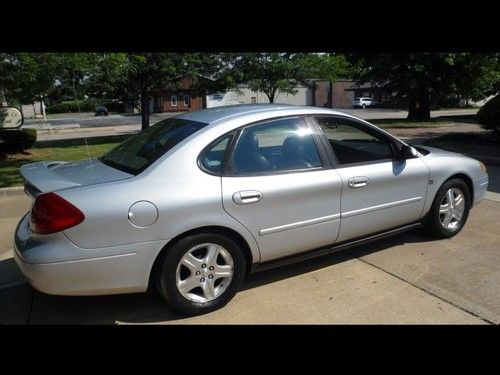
xmin=0 ymin=230 xmax=438 ymax=325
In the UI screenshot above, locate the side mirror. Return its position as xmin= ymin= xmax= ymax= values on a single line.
xmin=398 ymin=144 xmax=418 ymax=159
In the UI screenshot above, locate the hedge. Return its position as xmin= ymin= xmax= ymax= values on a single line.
xmin=0 ymin=128 xmax=37 ymax=152
xmin=477 ymin=95 xmax=500 ymax=136
xmin=46 ymin=100 xmax=95 ymax=114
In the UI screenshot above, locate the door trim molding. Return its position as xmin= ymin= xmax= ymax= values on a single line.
xmin=342 ymin=196 xmax=422 ymax=219
xmin=259 ymin=213 xmax=341 ymax=236
xmin=251 ymin=222 xmax=423 ymax=273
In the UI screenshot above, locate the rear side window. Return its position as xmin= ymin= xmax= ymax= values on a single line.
xmin=200 ymin=135 xmax=232 ymax=175
xmin=100 ymin=117 xmax=208 ymax=175
xmin=229 ymin=117 xmax=322 ymax=175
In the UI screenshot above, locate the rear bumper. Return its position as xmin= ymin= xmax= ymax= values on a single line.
xmin=13 ymin=213 xmax=167 ymax=296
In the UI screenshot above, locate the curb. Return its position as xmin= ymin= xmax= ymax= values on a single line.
xmin=0 ymin=186 xmax=24 ymax=197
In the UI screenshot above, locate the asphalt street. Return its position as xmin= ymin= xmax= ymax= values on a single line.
xmin=23 ymin=108 xmax=478 ymax=129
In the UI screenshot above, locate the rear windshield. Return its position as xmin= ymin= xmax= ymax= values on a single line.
xmin=99 ymin=117 xmax=209 ymax=175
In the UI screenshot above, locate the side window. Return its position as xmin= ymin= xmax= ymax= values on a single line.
xmin=200 ymin=135 xmax=232 ymax=174
xmin=316 ymin=116 xmax=394 ymax=166
xmin=230 ymin=117 xmax=322 ymax=175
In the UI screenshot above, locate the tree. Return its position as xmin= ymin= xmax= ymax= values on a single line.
xmin=87 ymin=53 xmax=239 ymax=129
xmin=0 ymin=53 xmax=59 ymax=109
xmin=348 ymin=53 xmax=500 ymax=120
xmin=235 ymin=53 xmax=349 ymax=103
xmin=452 ymin=53 xmax=500 ymax=105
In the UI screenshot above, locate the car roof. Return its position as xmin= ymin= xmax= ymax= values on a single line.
xmin=176 ymin=104 xmax=349 ymax=124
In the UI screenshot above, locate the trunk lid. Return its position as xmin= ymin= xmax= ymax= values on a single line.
xmin=20 ymin=159 xmax=133 ymax=198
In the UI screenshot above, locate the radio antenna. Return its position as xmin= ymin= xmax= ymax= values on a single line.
xmin=72 ymin=79 xmax=93 ymax=172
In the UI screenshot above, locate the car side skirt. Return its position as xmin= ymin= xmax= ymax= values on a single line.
xmin=250 ymin=222 xmax=423 ymax=273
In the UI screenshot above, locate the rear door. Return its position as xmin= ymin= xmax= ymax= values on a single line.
xmin=312 ymin=115 xmax=430 ymax=242
xmin=221 ymin=116 xmax=342 ymax=262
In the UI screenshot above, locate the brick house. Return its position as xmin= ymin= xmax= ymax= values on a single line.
xmin=153 ymin=78 xmax=207 ymax=113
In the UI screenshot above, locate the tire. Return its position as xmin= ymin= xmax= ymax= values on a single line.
xmin=362 ymin=104 xmax=366 ymax=109
xmin=425 ymin=178 xmax=471 ymax=238
xmin=158 ymin=233 xmax=247 ymax=315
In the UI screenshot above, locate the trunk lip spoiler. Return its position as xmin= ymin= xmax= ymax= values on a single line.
xmin=20 ymin=161 xmax=81 ymax=196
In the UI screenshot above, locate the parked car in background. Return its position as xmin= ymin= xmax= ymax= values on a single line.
xmin=353 ymin=97 xmax=377 ymax=109
xmin=95 ymin=106 xmax=109 ymax=116
xmin=14 ymin=104 xmax=488 ymax=315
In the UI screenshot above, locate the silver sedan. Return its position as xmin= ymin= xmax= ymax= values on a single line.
xmin=14 ymin=104 xmax=489 ymax=315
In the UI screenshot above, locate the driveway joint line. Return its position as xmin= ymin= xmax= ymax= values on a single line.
xmin=352 ymin=256 xmax=494 ymax=325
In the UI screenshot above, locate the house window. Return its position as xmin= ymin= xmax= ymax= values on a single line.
xmin=251 ymin=97 xmax=257 ymax=104
xmin=171 ymin=95 xmax=178 ymax=107
xmin=184 ymin=95 xmax=190 ymax=107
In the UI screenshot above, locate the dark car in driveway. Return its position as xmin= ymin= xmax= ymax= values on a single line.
xmin=95 ymin=106 xmax=109 ymax=116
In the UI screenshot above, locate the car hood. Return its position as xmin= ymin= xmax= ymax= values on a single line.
xmin=414 ymin=145 xmax=472 ymax=159
xmin=20 ymin=159 xmax=133 ymax=196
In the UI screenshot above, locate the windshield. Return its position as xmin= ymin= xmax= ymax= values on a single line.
xmin=99 ymin=117 xmax=209 ymax=175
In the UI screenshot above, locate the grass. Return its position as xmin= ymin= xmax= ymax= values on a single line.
xmin=371 ymin=119 xmax=455 ymax=129
xmin=0 ymin=135 xmax=128 ymax=188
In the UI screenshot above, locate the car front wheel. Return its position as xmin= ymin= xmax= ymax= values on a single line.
xmin=158 ymin=233 xmax=246 ymax=315
xmin=425 ymin=178 xmax=471 ymax=238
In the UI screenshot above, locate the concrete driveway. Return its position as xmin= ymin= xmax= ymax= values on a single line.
xmin=1 ymin=183 xmax=499 ymax=324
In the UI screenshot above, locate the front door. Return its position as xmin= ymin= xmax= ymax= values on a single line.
xmin=221 ymin=116 xmax=342 ymax=262
xmin=313 ymin=115 xmax=430 ymax=243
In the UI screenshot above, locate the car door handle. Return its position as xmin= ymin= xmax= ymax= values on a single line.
xmin=348 ymin=177 xmax=370 ymax=189
xmin=233 ymin=190 xmax=263 ymax=205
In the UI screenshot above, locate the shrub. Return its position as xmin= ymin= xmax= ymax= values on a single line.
xmin=477 ymin=95 xmax=500 ymax=136
xmin=46 ymin=100 xmax=95 ymax=114
xmin=0 ymin=128 xmax=37 ymax=152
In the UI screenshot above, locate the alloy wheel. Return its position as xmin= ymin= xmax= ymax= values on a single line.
xmin=439 ymin=188 xmax=465 ymax=230
xmin=175 ymin=243 xmax=234 ymax=303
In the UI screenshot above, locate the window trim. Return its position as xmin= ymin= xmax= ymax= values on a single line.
xmin=171 ymin=95 xmax=178 ymax=107
xmin=222 ymin=115 xmax=330 ymax=177
xmin=183 ymin=94 xmax=190 ymax=107
xmin=310 ymin=115 xmax=402 ymax=168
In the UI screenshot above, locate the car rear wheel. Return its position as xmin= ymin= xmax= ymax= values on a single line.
xmin=158 ymin=233 xmax=246 ymax=315
xmin=425 ymin=178 xmax=471 ymax=238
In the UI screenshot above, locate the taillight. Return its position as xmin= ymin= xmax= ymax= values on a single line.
xmin=29 ymin=193 xmax=85 ymax=234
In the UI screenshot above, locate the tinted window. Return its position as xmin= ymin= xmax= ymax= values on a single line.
xmin=200 ymin=135 xmax=231 ymax=174
xmin=230 ymin=117 xmax=322 ymax=175
xmin=316 ymin=117 xmax=394 ymax=166
xmin=100 ymin=117 xmax=208 ymax=175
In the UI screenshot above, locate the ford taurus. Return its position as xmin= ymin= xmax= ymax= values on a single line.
xmin=14 ymin=104 xmax=489 ymax=315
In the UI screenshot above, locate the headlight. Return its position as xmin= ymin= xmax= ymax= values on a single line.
xmin=479 ymin=161 xmax=487 ymax=173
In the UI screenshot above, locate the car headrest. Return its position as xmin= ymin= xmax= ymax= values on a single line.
xmin=282 ymin=136 xmax=305 ymax=158
xmin=237 ymin=132 xmax=260 ymax=154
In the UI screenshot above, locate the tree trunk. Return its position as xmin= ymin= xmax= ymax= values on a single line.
xmin=407 ymin=89 xmax=418 ymax=120
xmin=407 ymin=88 xmax=430 ymax=121
xmin=417 ymin=88 xmax=431 ymax=120
xmin=140 ymin=91 xmax=150 ymax=130
xmin=266 ymin=87 xmax=278 ymax=103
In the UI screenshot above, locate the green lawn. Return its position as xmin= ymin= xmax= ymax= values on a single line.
xmin=0 ymin=135 xmax=128 ymax=188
